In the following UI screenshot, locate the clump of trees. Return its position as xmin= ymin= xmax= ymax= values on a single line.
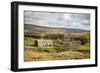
xmin=71 ymin=35 xmax=89 ymax=45
xmin=53 ymin=39 xmax=81 ymax=52
xmin=25 ymin=34 xmax=41 ymax=39
xmin=44 ymin=34 xmax=64 ymax=40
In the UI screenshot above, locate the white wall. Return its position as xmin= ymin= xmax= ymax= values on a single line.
xmin=0 ymin=0 xmax=99 ymax=73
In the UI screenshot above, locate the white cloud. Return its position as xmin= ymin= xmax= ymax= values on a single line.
xmin=63 ymin=13 xmax=72 ymax=20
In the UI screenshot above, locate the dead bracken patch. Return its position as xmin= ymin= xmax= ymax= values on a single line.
xmin=24 ymin=50 xmax=90 ymax=62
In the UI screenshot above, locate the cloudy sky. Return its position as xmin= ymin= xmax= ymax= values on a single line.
xmin=24 ymin=11 xmax=90 ymax=30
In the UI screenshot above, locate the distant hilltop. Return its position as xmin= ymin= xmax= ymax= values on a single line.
xmin=24 ymin=24 xmax=90 ymax=35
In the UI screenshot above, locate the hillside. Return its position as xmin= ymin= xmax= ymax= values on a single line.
xmin=24 ymin=24 xmax=89 ymax=35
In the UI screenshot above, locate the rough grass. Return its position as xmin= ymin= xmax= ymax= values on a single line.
xmin=24 ymin=51 xmax=54 ymax=61
xmin=24 ymin=50 xmax=90 ymax=62
xmin=44 ymin=47 xmax=57 ymax=52
xmin=24 ymin=37 xmax=35 ymax=45
xmin=80 ymin=43 xmax=90 ymax=50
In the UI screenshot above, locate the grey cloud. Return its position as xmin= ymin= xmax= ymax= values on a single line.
xmin=24 ymin=11 xmax=90 ymax=30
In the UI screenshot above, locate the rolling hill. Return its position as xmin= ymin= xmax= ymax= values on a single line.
xmin=24 ymin=24 xmax=90 ymax=35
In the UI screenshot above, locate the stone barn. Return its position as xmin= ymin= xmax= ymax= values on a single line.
xmin=34 ymin=39 xmax=53 ymax=48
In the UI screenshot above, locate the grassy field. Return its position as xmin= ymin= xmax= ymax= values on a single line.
xmin=24 ymin=49 xmax=90 ymax=62
xmin=79 ymin=43 xmax=90 ymax=50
